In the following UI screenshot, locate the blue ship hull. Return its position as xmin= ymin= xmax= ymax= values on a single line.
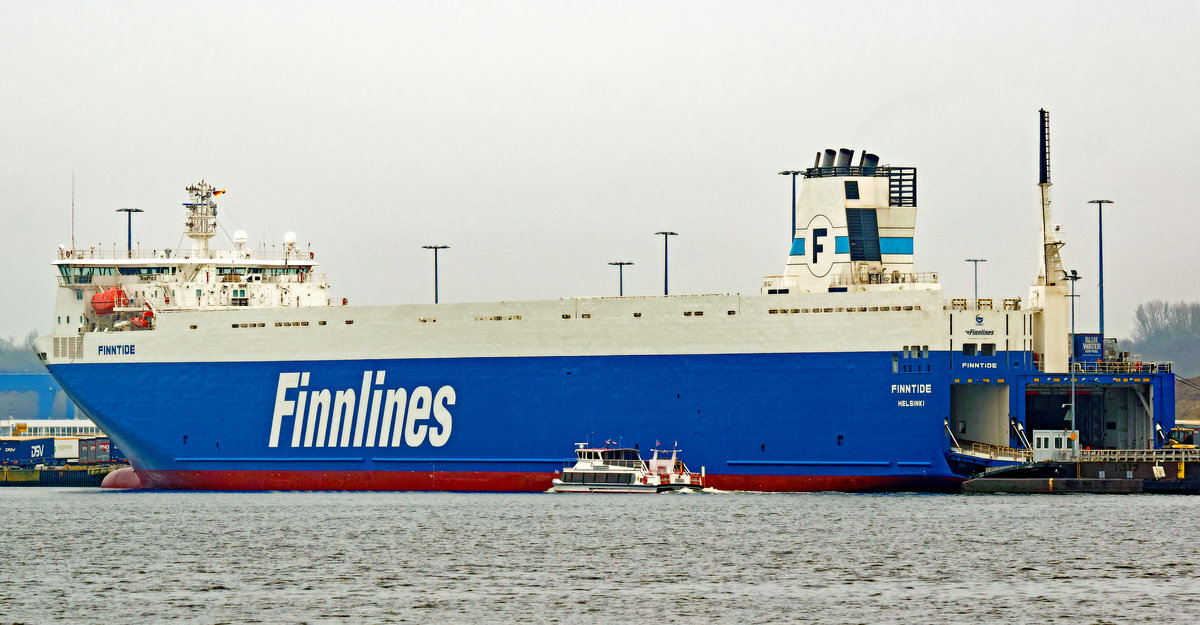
xmin=48 ymin=350 xmax=966 ymax=491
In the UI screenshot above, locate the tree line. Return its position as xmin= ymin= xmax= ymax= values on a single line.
xmin=1121 ymin=300 xmax=1200 ymax=378
xmin=0 ymin=331 xmax=42 ymax=373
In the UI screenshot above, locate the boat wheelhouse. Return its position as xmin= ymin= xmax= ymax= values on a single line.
xmin=550 ymin=445 xmax=703 ymax=493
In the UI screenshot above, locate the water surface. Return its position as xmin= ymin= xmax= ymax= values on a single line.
xmin=2 ymin=489 xmax=1198 ymax=624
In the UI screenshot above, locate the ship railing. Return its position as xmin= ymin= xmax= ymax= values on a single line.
xmin=952 ymin=441 xmax=1032 ymax=463
xmin=801 ymin=165 xmax=911 ymax=179
xmin=56 ymin=248 xmax=317 ymax=262
xmin=1079 ymin=448 xmax=1200 ymax=463
xmin=265 ymin=272 xmax=327 ymax=285
xmin=828 ymin=271 xmax=939 ymax=287
xmin=1070 ymin=360 xmax=1172 ymax=375
xmin=592 ymin=459 xmax=645 ymax=469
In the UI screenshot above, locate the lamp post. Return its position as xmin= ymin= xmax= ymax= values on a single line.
xmin=655 ymin=231 xmax=677 ymax=295
xmin=778 ymin=170 xmax=803 ymax=235
xmin=1063 ymin=269 xmax=1082 ymax=461
xmin=421 ymin=245 xmax=449 ymax=303
xmin=115 ymin=208 xmax=144 ymax=258
xmin=608 ymin=261 xmax=633 ymax=296
xmin=965 ymin=258 xmax=987 ymax=304
xmin=1088 ymin=199 xmax=1113 ymax=338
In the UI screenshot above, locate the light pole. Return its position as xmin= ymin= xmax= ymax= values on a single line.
xmin=779 ymin=170 xmax=803 ymax=236
xmin=1063 ymin=269 xmax=1081 ymax=460
xmin=608 ymin=261 xmax=633 ymax=296
xmin=115 ymin=208 xmax=144 ymax=258
xmin=1088 ymin=199 xmax=1113 ymax=338
xmin=965 ymin=258 xmax=987 ymax=304
xmin=421 ymin=245 xmax=449 ymax=303
xmin=655 ymin=231 xmax=677 ymax=295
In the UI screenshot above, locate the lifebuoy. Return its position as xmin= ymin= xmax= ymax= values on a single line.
xmin=165 ymin=296 xmax=170 ymax=304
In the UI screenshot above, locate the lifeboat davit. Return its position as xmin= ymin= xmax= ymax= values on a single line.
xmin=91 ymin=287 xmax=128 ymax=315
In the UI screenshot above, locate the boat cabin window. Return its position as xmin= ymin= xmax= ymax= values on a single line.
xmin=118 ymin=266 xmax=172 ymax=276
xmin=962 ymin=343 xmax=977 ymax=356
xmin=981 ymin=343 xmax=996 ymax=356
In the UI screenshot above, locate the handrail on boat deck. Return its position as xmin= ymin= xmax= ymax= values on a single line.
xmin=1079 ymin=448 xmax=1200 ymax=463
xmin=951 ymin=440 xmax=1032 ymax=462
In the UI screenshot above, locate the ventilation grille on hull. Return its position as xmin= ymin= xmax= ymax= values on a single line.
xmin=53 ymin=337 xmax=83 ymax=359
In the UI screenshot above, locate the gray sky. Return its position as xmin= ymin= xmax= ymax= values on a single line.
xmin=2 ymin=1 xmax=1197 ymax=342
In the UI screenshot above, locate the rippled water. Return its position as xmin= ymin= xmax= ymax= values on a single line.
xmin=2 ymin=489 xmax=1199 ymax=624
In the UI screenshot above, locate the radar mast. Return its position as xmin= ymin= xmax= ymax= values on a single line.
xmin=183 ymin=180 xmax=219 ymax=257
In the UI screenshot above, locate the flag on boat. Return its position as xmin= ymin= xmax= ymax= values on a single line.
xmin=213 ymin=189 xmax=227 ymax=197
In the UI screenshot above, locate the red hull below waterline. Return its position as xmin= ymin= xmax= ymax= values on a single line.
xmin=102 ymin=469 xmax=963 ymax=493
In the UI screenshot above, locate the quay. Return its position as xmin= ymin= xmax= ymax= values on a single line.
xmin=962 ymin=448 xmax=1200 ymax=494
xmin=1 ymin=465 xmax=125 ymax=487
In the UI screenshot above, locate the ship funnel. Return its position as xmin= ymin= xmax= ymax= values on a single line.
xmin=822 ymin=149 xmax=836 ymax=168
xmin=862 ymin=153 xmax=880 ymax=174
xmin=837 ymin=148 xmax=854 ymax=169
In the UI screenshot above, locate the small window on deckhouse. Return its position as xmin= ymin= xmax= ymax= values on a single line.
xmin=844 ymin=180 xmax=860 ymax=200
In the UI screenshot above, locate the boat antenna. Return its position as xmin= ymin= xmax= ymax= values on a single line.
xmin=70 ymin=170 xmax=76 ymax=251
xmin=1038 ymin=108 xmax=1065 ymax=286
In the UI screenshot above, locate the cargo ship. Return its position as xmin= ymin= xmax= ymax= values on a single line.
xmin=35 ymin=111 xmax=1176 ymax=491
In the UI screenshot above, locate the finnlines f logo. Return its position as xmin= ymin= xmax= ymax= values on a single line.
xmin=269 ymin=371 xmax=454 ymax=448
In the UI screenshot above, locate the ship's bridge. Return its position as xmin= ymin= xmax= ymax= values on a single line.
xmin=47 ymin=181 xmax=333 ymax=343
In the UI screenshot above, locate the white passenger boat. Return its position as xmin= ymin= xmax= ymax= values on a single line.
xmin=550 ymin=444 xmax=703 ymax=493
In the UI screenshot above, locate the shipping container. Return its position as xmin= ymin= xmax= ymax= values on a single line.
xmin=79 ymin=438 xmax=97 ymax=465
xmin=0 ymin=438 xmax=57 ymax=468
xmin=54 ymin=438 xmax=79 ymax=461
xmin=109 ymin=439 xmax=128 ymax=463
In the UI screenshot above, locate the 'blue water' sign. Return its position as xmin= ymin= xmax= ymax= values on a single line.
xmin=1073 ymin=333 xmax=1104 ymax=361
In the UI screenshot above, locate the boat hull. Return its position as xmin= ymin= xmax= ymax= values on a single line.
xmin=46 ymin=349 xmax=964 ymax=492
xmin=124 ymin=469 xmax=961 ymax=493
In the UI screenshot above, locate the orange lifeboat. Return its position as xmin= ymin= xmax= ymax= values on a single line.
xmin=131 ymin=303 xmax=155 ymax=328
xmin=91 ymin=287 xmax=128 ymax=315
